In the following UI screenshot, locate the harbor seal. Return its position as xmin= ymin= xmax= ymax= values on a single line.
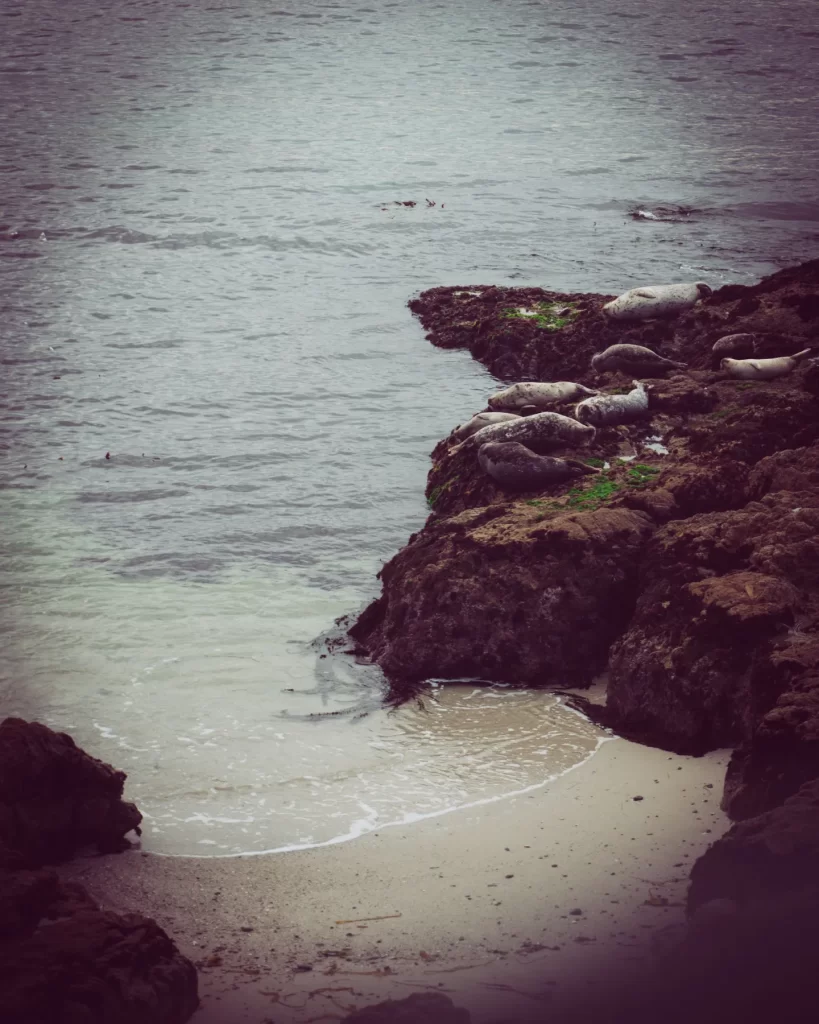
xmin=591 ymin=344 xmax=686 ymax=375
xmin=488 ymin=381 xmax=598 ymax=412
xmin=451 ymin=411 xmax=520 ymax=441
xmin=460 ymin=410 xmax=596 ymax=453
xmin=575 ymin=381 xmax=649 ymax=427
xmin=478 ymin=442 xmax=601 ymax=489
xmin=721 ymin=349 xmax=813 ymax=380
xmin=711 ymin=333 xmax=759 ymax=360
xmin=601 ymin=282 xmax=711 ymax=321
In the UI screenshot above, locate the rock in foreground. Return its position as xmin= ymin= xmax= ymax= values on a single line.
xmin=0 ymin=720 xmax=198 ymax=1024
xmin=342 ymin=993 xmax=470 ymax=1024
xmin=0 ymin=717 xmax=142 ymax=867
xmin=0 ymin=867 xmax=199 ymax=1024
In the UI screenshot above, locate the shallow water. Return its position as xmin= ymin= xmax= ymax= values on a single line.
xmin=1 ymin=0 xmax=817 ymax=855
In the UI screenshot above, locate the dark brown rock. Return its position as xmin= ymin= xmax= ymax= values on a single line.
xmin=409 ymin=260 xmax=819 ymax=386
xmin=342 ymin=993 xmax=470 ymax=1024
xmin=688 ymin=778 xmax=819 ymax=911
xmin=723 ymin=667 xmax=819 ymax=819
xmin=351 ymin=504 xmax=654 ymax=693
xmin=605 ymin=492 xmax=819 ymax=753
xmin=748 ymin=443 xmax=819 ymax=498
xmin=0 ymin=725 xmax=197 ymax=1024
xmin=0 ymin=718 xmax=142 ymax=868
xmin=0 ymin=869 xmax=198 ymax=1024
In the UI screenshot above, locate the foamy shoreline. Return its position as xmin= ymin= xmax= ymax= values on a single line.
xmin=61 ymin=737 xmax=729 ymax=1023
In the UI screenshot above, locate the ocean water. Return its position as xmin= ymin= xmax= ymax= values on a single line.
xmin=1 ymin=0 xmax=817 ymax=855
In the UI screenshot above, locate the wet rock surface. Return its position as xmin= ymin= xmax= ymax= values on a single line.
xmin=0 ymin=721 xmax=198 ymax=1024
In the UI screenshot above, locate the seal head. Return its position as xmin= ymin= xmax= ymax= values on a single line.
xmin=451 ymin=411 xmax=520 ymax=442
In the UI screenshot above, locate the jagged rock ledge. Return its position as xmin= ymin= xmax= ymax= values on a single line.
xmin=349 ymin=260 xmax=819 ymax=824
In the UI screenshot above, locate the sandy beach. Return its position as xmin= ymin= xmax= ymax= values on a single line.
xmin=61 ymin=736 xmax=729 ymax=1023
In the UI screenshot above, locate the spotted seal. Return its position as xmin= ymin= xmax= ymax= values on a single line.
xmin=488 ymin=381 xmax=598 ymax=412
xmin=451 ymin=411 xmax=520 ymax=441
xmin=478 ymin=442 xmax=601 ymax=489
xmin=591 ymin=344 xmax=686 ymax=375
xmin=601 ymin=282 xmax=711 ymax=321
xmin=575 ymin=381 xmax=649 ymax=427
xmin=721 ymin=349 xmax=813 ymax=381
xmin=460 ymin=410 xmax=596 ymax=454
xmin=711 ymin=333 xmax=759 ymax=360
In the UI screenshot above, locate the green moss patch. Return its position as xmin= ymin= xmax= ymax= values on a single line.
xmin=625 ymin=463 xmax=661 ymax=489
xmin=500 ymin=301 xmax=580 ymax=331
xmin=565 ymin=476 xmax=622 ymax=510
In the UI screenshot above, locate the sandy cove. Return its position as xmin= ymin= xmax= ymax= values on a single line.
xmin=60 ymin=736 xmax=728 ymax=1024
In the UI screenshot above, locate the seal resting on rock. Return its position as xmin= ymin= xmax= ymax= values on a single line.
xmin=711 ymin=333 xmax=759 ymax=360
xmin=601 ymin=281 xmax=711 ymax=320
xmin=460 ymin=410 xmax=596 ymax=454
xmin=451 ymin=411 xmax=520 ymax=441
xmin=488 ymin=381 xmax=598 ymax=412
xmin=591 ymin=344 xmax=686 ymax=375
xmin=575 ymin=381 xmax=649 ymax=427
xmin=478 ymin=442 xmax=600 ymax=489
xmin=721 ymin=349 xmax=813 ymax=380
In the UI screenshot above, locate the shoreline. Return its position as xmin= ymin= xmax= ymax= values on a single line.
xmin=60 ymin=737 xmax=729 ymax=1023
xmin=149 ymin=711 xmax=609 ymax=862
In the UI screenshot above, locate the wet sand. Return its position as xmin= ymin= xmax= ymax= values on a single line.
xmin=61 ymin=736 xmax=729 ymax=1023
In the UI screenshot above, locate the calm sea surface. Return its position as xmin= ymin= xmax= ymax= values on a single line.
xmin=2 ymin=0 xmax=818 ymax=854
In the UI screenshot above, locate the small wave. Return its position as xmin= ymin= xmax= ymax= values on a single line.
xmin=82 ymin=226 xmax=157 ymax=244
xmin=245 ymin=165 xmax=331 ymax=174
xmin=629 ymin=204 xmax=701 ymax=223
xmin=77 ymin=488 xmax=190 ymax=504
xmin=155 ymin=733 xmax=614 ymax=859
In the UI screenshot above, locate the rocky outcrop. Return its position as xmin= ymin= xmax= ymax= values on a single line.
xmin=0 ymin=721 xmax=199 ymax=1024
xmin=411 ymin=260 xmax=819 ymax=385
xmin=351 ymin=504 xmax=654 ymax=690
xmin=688 ymin=778 xmax=819 ymax=911
xmin=0 ymin=718 xmax=142 ymax=868
xmin=344 ymin=262 xmax=819 ymax=1024
xmin=0 ymin=868 xmax=199 ymax=1024
xmin=605 ymin=490 xmax=819 ymax=754
xmin=350 ymin=260 xmax=819 ymax=818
